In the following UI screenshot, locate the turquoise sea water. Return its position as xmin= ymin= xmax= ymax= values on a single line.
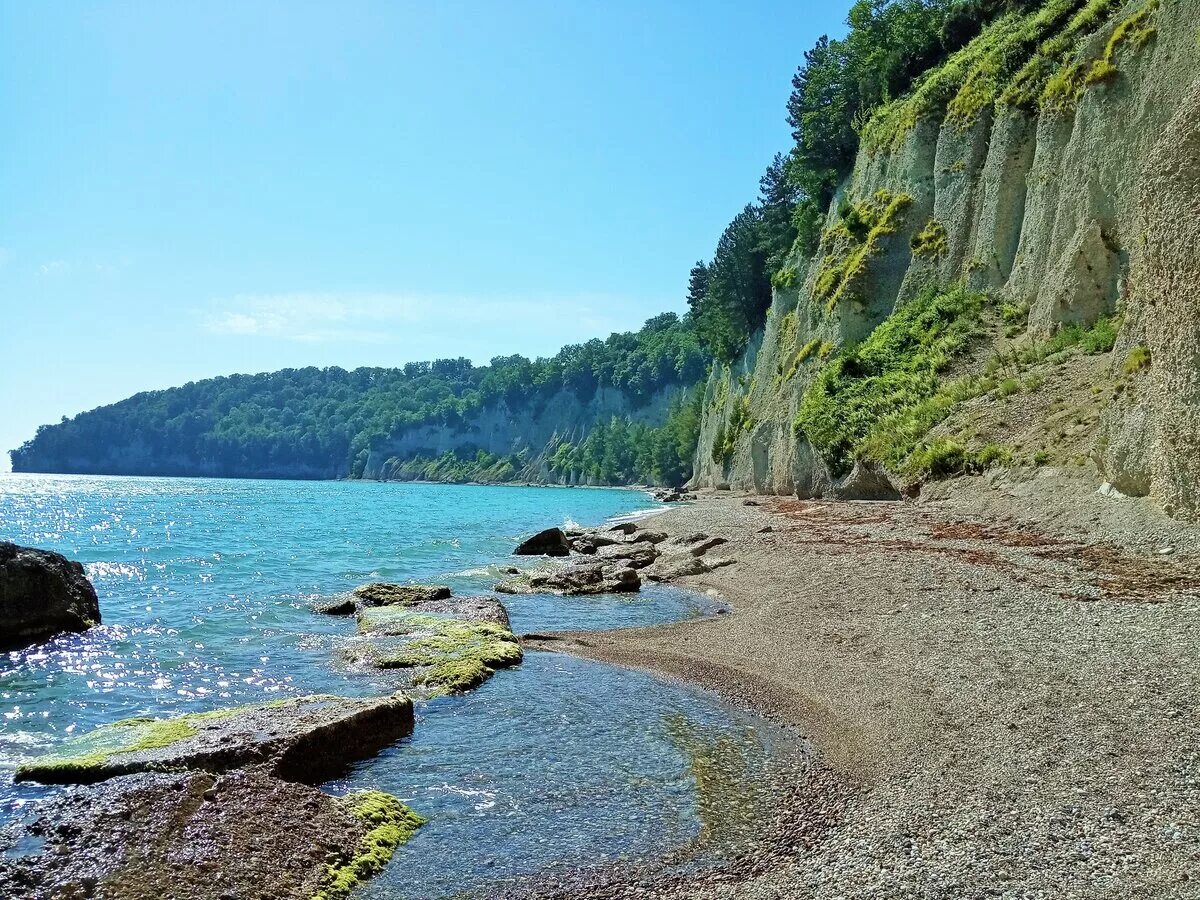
xmin=0 ymin=475 xmax=775 ymax=896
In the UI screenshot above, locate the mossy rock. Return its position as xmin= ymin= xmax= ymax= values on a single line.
xmin=15 ymin=693 xmax=414 ymax=785
xmin=0 ymin=770 xmax=424 ymax=900
xmin=316 ymin=790 xmax=426 ymax=900
xmin=347 ymin=606 xmax=522 ymax=695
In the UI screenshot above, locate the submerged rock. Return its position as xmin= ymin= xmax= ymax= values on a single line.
xmin=0 ymin=542 xmax=101 ymax=650
xmin=513 ymin=527 xmax=571 ymax=556
xmin=15 ymin=693 xmax=414 ymax=785
xmin=0 ymin=771 xmax=423 ymax=900
xmin=344 ymin=599 xmax=522 ymax=694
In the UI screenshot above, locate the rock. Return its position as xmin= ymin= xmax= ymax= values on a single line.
xmin=569 ymin=534 xmax=621 ymax=554
xmin=607 ymin=522 xmax=640 ymax=536
xmin=758 ymin=525 xmax=775 ymax=534
xmin=595 ymin=541 xmax=660 ymax=569
xmin=833 ymin=460 xmax=902 ymax=501
xmin=0 ymin=542 xmax=101 ymax=650
xmin=689 ymin=536 xmax=729 ymax=557
xmin=670 ymin=531 xmax=709 ymax=545
xmin=643 ymin=556 xmax=708 ymax=581
xmin=499 ymin=565 xmax=520 ymax=575
xmin=743 ymin=498 xmax=760 ymax=506
xmin=313 ymin=597 xmax=357 ymax=616
xmin=533 ymin=562 xmax=640 ymax=595
xmin=705 ymin=556 xmax=737 ymax=570
xmin=15 ymin=693 xmax=414 ymax=785
xmin=513 ymin=527 xmax=571 ymax=556
xmin=343 ymin=598 xmax=522 ymax=694
xmin=0 ymin=771 xmax=423 ymax=900
xmin=353 ymin=582 xmax=451 ymax=606
xmin=636 ymin=530 xmax=669 ymax=544
xmin=497 ymin=561 xmax=641 ymax=595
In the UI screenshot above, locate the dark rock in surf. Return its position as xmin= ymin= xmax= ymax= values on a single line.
xmin=495 ymin=561 xmax=641 ymax=596
xmin=313 ymin=597 xmax=357 ymax=616
xmin=354 ymin=583 xmax=452 ymax=607
xmin=513 ymin=528 xmax=571 ymax=557
xmin=0 ymin=542 xmax=101 ymax=650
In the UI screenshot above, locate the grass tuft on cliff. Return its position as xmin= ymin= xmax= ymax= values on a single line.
xmin=794 ymin=283 xmax=989 ymax=479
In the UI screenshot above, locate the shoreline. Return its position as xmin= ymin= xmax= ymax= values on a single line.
xmin=524 ymin=473 xmax=1200 ymax=897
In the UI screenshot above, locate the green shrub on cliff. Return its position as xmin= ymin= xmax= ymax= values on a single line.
xmin=794 ymin=283 xmax=989 ymax=478
xmin=815 ymin=191 xmax=914 ymax=313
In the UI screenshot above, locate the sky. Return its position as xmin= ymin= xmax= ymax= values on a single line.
xmin=0 ymin=0 xmax=852 ymax=469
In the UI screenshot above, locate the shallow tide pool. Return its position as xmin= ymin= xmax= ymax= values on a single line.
xmin=0 ymin=475 xmax=775 ymax=895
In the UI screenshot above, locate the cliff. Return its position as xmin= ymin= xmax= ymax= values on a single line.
xmin=690 ymin=0 xmax=1200 ymax=520
xmin=362 ymin=383 xmax=688 ymax=486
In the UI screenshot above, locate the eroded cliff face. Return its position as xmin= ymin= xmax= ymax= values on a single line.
xmin=692 ymin=0 xmax=1200 ymax=520
xmin=363 ymin=384 xmax=685 ymax=485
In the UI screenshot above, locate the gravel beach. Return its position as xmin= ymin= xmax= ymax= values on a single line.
xmin=530 ymin=469 xmax=1200 ymax=899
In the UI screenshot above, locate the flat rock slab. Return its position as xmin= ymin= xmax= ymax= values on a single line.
xmin=15 ymin=693 xmax=414 ymax=786
xmin=0 ymin=771 xmax=423 ymax=900
xmin=0 ymin=542 xmax=101 ymax=650
xmin=341 ymin=598 xmax=522 ymax=695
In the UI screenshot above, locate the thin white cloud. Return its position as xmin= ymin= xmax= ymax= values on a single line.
xmin=201 ymin=291 xmax=660 ymax=345
xmin=38 ymin=259 xmax=70 ymax=277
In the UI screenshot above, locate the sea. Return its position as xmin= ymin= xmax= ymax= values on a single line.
xmin=0 ymin=474 xmax=777 ymax=897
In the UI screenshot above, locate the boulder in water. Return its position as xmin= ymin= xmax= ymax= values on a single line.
xmin=343 ymin=596 xmax=522 ymax=694
xmin=0 ymin=542 xmax=101 ymax=650
xmin=513 ymin=527 xmax=571 ymax=556
xmin=353 ymin=583 xmax=452 ymax=606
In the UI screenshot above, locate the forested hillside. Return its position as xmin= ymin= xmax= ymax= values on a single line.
xmin=11 ymin=314 xmax=706 ymax=484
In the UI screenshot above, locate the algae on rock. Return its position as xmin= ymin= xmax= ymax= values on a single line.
xmin=316 ymin=790 xmax=427 ymax=900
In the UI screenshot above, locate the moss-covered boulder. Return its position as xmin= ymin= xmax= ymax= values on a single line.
xmin=0 ymin=771 xmax=424 ymax=900
xmin=343 ymin=603 xmax=522 ymax=695
xmin=15 ymin=692 xmax=413 ymax=785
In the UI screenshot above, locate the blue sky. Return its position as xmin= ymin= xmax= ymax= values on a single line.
xmin=0 ymin=1 xmax=852 ymax=468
